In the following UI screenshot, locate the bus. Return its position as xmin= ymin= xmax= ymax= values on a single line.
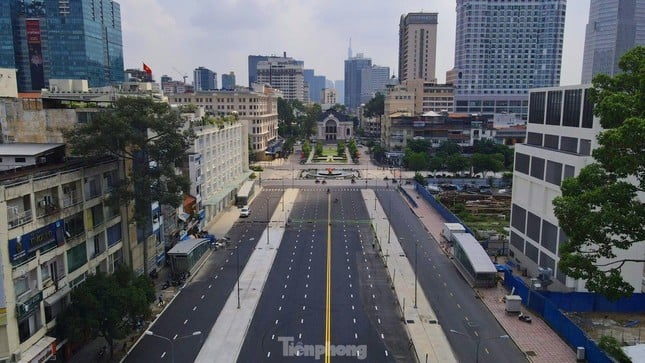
xmin=236 ymin=180 xmax=255 ymax=206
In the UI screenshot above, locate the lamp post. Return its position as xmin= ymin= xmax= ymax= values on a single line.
xmin=236 ymin=245 xmax=241 ymax=309
xmin=449 ymin=329 xmax=509 ymax=363
xmin=145 ymin=330 xmax=202 ymax=363
xmin=387 ymin=194 xmax=392 ymax=244
xmin=414 ymin=240 xmax=418 ymax=308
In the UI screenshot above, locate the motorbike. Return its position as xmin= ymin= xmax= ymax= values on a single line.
xmin=518 ymin=312 xmax=532 ymax=323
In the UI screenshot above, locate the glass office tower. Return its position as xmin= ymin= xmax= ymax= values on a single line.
xmin=0 ymin=0 xmax=124 ymax=91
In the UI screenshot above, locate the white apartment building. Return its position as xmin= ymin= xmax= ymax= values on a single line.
xmin=0 ymin=148 xmax=124 ymax=362
xmin=168 ymin=86 xmax=278 ymax=161
xmin=509 ymin=85 xmax=645 ymax=292
xmin=181 ymin=108 xmax=249 ymax=225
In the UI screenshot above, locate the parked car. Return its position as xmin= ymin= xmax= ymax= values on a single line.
xmin=240 ymin=205 xmax=250 ymax=217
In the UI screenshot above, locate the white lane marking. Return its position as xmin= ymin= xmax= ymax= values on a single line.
xmin=225 ymin=259 xmax=229 ymax=263
xmin=305 ymin=283 xmax=309 ymax=288
xmin=278 ymin=306 xmax=282 ymax=311
xmin=355 ymin=333 xmax=358 ymax=339
xmin=303 ymin=306 xmax=306 ymax=311
xmin=214 ymin=275 xmax=218 ymax=279
xmin=267 ymin=352 xmax=271 ymax=358
xmin=193 ymin=306 xmax=197 ymax=311
xmin=301 ymin=318 xmax=304 ymax=324
xmin=284 ymin=284 xmax=287 ymax=289
xmin=220 ymin=267 xmax=224 ymax=270
xmin=375 ymin=305 xmax=379 ymax=311
xmin=304 ymin=294 xmax=307 ymax=299
xmin=173 ymin=334 xmax=178 ymax=340
xmin=385 ymin=350 xmax=389 ymax=356
xmin=372 ymin=294 xmax=376 ymax=299
xmin=351 ymin=305 xmax=355 ymax=310
xmin=378 ymin=318 xmax=381 ymax=324
xmin=201 ymin=295 xmax=205 ymax=299
xmin=350 ymin=294 xmax=354 ymax=298
xmin=281 ymin=294 xmax=285 ymax=299
xmin=353 ymin=318 xmax=356 ymax=324
xmin=161 ymin=352 xmax=166 ymax=359
xmin=381 ymin=333 xmax=385 ymax=339
xmin=275 ymin=319 xmax=279 ymax=325
xmin=299 ymin=333 xmax=302 ymax=339
xmin=272 ymin=334 xmax=275 ymax=340
xmin=184 ymin=319 xmax=188 ymax=325
xmin=208 ymin=284 xmax=212 ymax=288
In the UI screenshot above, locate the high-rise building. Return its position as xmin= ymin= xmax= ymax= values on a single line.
xmin=256 ymin=55 xmax=306 ymax=102
xmin=581 ymin=0 xmax=645 ymax=84
xmin=398 ymin=12 xmax=438 ymax=83
xmin=360 ymin=65 xmax=390 ymax=103
xmin=344 ymin=54 xmax=372 ymax=111
xmin=304 ymin=69 xmax=327 ymax=104
xmin=453 ymin=0 xmax=566 ymax=120
xmin=510 ymin=85 xmax=645 ymax=292
xmin=248 ymin=55 xmax=268 ymax=87
xmin=335 ymin=80 xmax=345 ymax=105
xmin=193 ymin=67 xmax=217 ymax=91
xmin=0 ymin=0 xmax=124 ymax=92
xmin=222 ymin=71 xmax=236 ymax=90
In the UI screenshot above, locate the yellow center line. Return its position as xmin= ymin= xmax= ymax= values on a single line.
xmin=325 ymin=192 xmax=332 ymax=363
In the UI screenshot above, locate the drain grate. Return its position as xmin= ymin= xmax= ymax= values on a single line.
xmin=406 ymin=320 xmax=415 ymax=324
xmin=526 ymin=351 xmax=536 ymax=357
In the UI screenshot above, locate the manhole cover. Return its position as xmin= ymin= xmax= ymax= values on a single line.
xmin=406 ymin=320 xmax=415 ymax=324
xmin=526 ymin=351 xmax=536 ymax=357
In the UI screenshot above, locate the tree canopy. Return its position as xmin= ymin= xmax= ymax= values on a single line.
xmin=552 ymin=46 xmax=645 ymax=300
xmin=64 ymin=97 xmax=194 ymax=226
xmin=363 ymin=92 xmax=385 ymax=118
xmin=57 ymin=267 xmax=155 ymax=357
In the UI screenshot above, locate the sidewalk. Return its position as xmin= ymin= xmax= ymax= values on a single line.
xmin=400 ymin=184 xmax=577 ymax=363
xmin=362 ymin=189 xmax=457 ymax=363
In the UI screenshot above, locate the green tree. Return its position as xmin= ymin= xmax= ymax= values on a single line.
xmin=64 ymin=97 xmax=194 ymax=227
xmin=473 ymin=139 xmax=514 ymax=169
xmin=337 ymin=140 xmax=346 ymax=157
xmin=363 ymin=93 xmax=385 ymax=117
xmin=413 ymin=171 xmax=426 ymax=185
xmin=57 ymin=267 xmax=155 ymax=357
xmin=436 ymin=140 xmax=461 ymax=157
xmin=553 ymin=46 xmax=645 ymax=300
xmin=428 ymin=156 xmax=444 ymax=173
xmin=471 ymin=153 xmax=504 ymax=178
xmin=302 ymin=103 xmax=322 ymax=138
xmin=315 ymin=140 xmax=324 ymax=156
xmin=302 ymin=140 xmax=311 ymax=158
xmin=407 ymin=139 xmax=432 ymax=153
xmin=372 ymin=144 xmax=386 ymax=163
xmin=404 ymin=151 xmax=429 ymax=171
xmin=445 ymin=153 xmax=470 ymax=175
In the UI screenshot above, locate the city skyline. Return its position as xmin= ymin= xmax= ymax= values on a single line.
xmin=120 ymin=0 xmax=590 ymax=87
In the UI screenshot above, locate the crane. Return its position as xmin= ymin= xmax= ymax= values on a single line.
xmin=172 ymin=66 xmax=188 ymax=84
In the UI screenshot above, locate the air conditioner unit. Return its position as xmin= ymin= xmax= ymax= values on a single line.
xmin=11 ymin=351 xmax=21 ymax=362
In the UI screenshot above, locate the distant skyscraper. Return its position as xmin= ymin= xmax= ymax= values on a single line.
xmin=0 ymin=0 xmax=124 ymax=92
xmin=335 ymin=80 xmax=345 ymax=106
xmin=581 ymin=0 xmax=645 ymax=84
xmin=344 ymin=54 xmax=372 ymax=110
xmin=348 ymin=38 xmax=353 ymax=59
xmin=193 ymin=67 xmax=216 ymax=91
xmin=360 ymin=65 xmax=390 ymax=104
xmin=248 ymin=55 xmax=269 ymax=87
xmin=398 ymin=12 xmax=438 ymax=83
xmin=222 ymin=71 xmax=236 ymax=90
xmin=304 ymin=69 xmax=327 ymax=104
xmin=256 ymin=55 xmax=306 ymax=102
xmin=453 ymin=0 xmax=566 ymax=119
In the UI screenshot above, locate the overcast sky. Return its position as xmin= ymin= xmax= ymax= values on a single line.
xmin=120 ymin=0 xmax=589 ymax=87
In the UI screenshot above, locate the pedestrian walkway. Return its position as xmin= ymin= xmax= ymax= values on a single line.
xmin=400 ymin=184 xmax=577 ymax=363
xmin=195 ymin=189 xmax=298 ymax=363
xmin=362 ymin=189 xmax=457 ymax=363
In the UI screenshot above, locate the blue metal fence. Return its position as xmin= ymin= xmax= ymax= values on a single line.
xmin=398 ymin=186 xmax=418 ymax=208
xmin=503 ymin=270 xmax=613 ymax=363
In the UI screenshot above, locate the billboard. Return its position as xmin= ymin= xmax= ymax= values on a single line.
xmin=8 ymin=220 xmax=65 ymax=265
xmin=26 ymin=19 xmax=44 ymax=90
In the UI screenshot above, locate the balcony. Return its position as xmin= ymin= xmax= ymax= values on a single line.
xmin=62 ymin=192 xmax=82 ymax=208
xmin=8 ymin=209 xmax=33 ymax=229
xmin=36 ymin=197 xmax=60 ymax=218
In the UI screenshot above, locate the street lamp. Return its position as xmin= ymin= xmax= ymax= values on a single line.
xmin=414 ymin=240 xmax=418 ymax=308
xmin=236 ymin=245 xmax=241 ymax=309
xmin=449 ymin=329 xmax=509 ymax=363
xmin=145 ymin=330 xmax=202 ymax=363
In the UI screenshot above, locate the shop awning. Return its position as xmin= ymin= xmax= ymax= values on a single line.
xmin=18 ymin=335 xmax=56 ymax=363
xmin=44 ymin=284 xmax=70 ymax=306
xmin=183 ymin=195 xmax=196 ymax=214
xmin=178 ymin=212 xmax=190 ymax=222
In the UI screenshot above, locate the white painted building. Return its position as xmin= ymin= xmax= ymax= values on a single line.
xmin=509 ymin=84 xmax=645 ymax=292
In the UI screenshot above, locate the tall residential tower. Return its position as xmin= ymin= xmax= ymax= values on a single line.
xmin=581 ymin=0 xmax=645 ymax=83
xmin=453 ymin=0 xmax=566 ymax=120
xmin=398 ymin=12 xmax=438 ymax=83
xmin=344 ymin=54 xmax=372 ymax=111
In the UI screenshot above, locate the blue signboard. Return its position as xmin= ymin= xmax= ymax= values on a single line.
xmin=9 ymin=220 xmax=65 ymax=264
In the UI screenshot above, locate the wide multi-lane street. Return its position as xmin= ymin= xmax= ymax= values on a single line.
xmin=125 ymin=148 xmax=527 ymax=362
xmin=238 ymin=188 xmax=413 ymax=362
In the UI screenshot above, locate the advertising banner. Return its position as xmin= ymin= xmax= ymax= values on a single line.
xmin=26 ymin=19 xmax=44 ymax=90
xmin=9 ymin=220 xmax=65 ymax=265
